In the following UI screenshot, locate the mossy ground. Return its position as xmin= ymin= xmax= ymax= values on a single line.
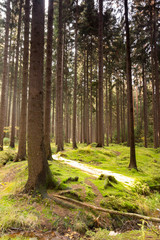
xmin=0 ymin=143 xmax=160 ymax=239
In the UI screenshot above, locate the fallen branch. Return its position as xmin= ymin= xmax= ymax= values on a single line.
xmin=51 ymin=194 xmax=160 ymax=223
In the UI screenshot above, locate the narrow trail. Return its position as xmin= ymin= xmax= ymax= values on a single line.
xmin=52 ymin=154 xmax=135 ymax=186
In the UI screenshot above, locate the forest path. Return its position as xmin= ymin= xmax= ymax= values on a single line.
xmin=52 ymin=154 xmax=135 ymax=186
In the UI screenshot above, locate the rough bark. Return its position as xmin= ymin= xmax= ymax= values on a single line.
xmin=56 ymin=0 xmax=64 ymax=152
xmin=25 ymin=0 xmax=52 ymax=193
xmin=15 ymin=0 xmax=30 ymax=161
xmin=0 ymin=0 xmax=11 ymax=150
xmin=97 ymin=0 xmax=104 ymax=147
xmin=72 ymin=0 xmax=78 ymax=149
xmin=142 ymin=65 xmax=148 ymax=148
xmin=10 ymin=0 xmax=23 ymax=148
xmin=116 ymin=79 xmax=120 ymax=144
xmin=44 ymin=0 xmax=54 ymax=159
xmin=124 ymin=0 xmax=137 ymax=169
xmin=109 ymin=77 xmax=112 ymax=143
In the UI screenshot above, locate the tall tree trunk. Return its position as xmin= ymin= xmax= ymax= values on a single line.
xmin=86 ymin=48 xmax=89 ymax=144
xmin=0 ymin=0 xmax=11 ymax=150
xmin=109 ymin=77 xmax=112 ymax=143
xmin=124 ymin=0 xmax=137 ymax=169
xmin=97 ymin=0 xmax=104 ymax=147
xmin=7 ymin=47 xmax=15 ymax=128
xmin=83 ymin=53 xmax=87 ymax=143
xmin=10 ymin=0 xmax=22 ymax=148
xmin=56 ymin=0 xmax=64 ymax=152
xmin=90 ymin=41 xmax=93 ymax=144
xmin=15 ymin=0 xmax=30 ymax=161
xmin=105 ymin=73 xmax=109 ymax=146
xmin=72 ymin=0 xmax=78 ymax=149
xmin=25 ymin=0 xmax=52 ymax=193
xmin=116 ymin=79 xmax=120 ymax=144
xmin=44 ymin=0 xmax=54 ymax=159
xmin=142 ymin=64 xmax=148 ymax=148
xmin=122 ymin=77 xmax=126 ymax=142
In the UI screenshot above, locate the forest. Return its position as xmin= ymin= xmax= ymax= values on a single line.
xmin=0 ymin=0 xmax=160 ymax=239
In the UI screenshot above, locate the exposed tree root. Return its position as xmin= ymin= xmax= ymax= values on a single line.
xmin=51 ymin=194 xmax=160 ymax=223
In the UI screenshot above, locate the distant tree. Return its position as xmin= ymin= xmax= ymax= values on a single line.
xmin=72 ymin=0 xmax=78 ymax=149
xmin=10 ymin=0 xmax=23 ymax=148
xmin=97 ymin=0 xmax=104 ymax=147
xmin=15 ymin=0 xmax=30 ymax=161
xmin=56 ymin=0 xmax=64 ymax=152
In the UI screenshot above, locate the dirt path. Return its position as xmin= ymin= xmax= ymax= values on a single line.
xmin=52 ymin=154 xmax=135 ymax=186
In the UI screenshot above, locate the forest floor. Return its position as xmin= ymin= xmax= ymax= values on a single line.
xmin=0 ymin=142 xmax=160 ymax=239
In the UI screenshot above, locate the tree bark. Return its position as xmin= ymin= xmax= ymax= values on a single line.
xmin=44 ymin=0 xmax=54 ymax=159
xmin=97 ymin=0 xmax=104 ymax=147
xmin=56 ymin=0 xmax=64 ymax=152
xmin=142 ymin=64 xmax=148 ymax=148
xmin=10 ymin=0 xmax=23 ymax=148
xmin=124 ymin=0 xmax=137 ymax=169
xmin=72 ymin=0 xmax=78 ymax=149
xmin=16 ymin=0 xmax=30 ymax=161
xmin=25 ymin=0 xmax=52 ymax=193
xmin=0 ymin=0 xmax=11 ymax=150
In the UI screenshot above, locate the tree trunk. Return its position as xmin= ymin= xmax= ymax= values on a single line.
xmin=15 ymin=0 xmax=30 ymax=161
xmin=25 ymin=0 xmax=52 ymax=193
xmin=116 ymin=78 xmax=120 ymax=144
xmin=142 ymin=64 xmax=148 ymax=148
xmin=10 ymin=0 xmax=22 ymax=148
xmin=109 ymin=77 xmax=112 ymax=143
xmin=105 ymin=73 xmax=109 ymax=146
xmin=44 ymin=0 xmax=54 ymax=159
xmin=0 ymin=0 xmax=11 ymax=150
xmin=72 ymin=0 xmax=78 ymax=149
xmin=124 ymin=0 xmax=137 ymax=169
xmin=56 ymin=0 xmax=64 ymax=152
xmin=97 ymin=0 xmax=104 ymax=147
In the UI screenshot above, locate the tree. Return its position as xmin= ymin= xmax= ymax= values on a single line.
xmin=44 ymin=0 xmax=54 ymax=159
xmin=10 ymin=0 xmax=23 ymax=148
xmin=0 ymin=0 xmax=11 ymax=150
xmin=97 ymin=0 xmax=104 ymax=147
xmin=25 ymin=0 xmax=52 ymax=193
xmin=124 ymin=0 xmax=137 ymax=169
xmin=56 ymin=0 xmax=64 ymax=152
xmin=15 ymin=0 xmax=30 ymax=161
xmin=72 ymin=0 xmax=78 ymax=149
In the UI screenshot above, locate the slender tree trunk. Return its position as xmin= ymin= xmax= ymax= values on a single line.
xmin=44 ymin=0 xmax=54 ymax=159
xmin=116 ymin=79 xmax=120 ymax=144
xmin=80 ymin=78 xmax=83 ymax=143
xmin=10 ymin=0 xmax=22 ymax=148
xmin=72 ymin=0 xmax=78 ymax=149
xmin=90 ymin=41 xmax=93 ymax=143
xmin=15 ymin=0 xmax=30 ymax=161
xmin=124 ymin=0 xmax=137 ymax=169
xmin=83 ymin=53 xmax=87 ymax=143
xmin=122 ymin=77 xmax=126 ymax=142
xmin=56 ymin=0 xmax=64 ymax=152
xmin=142 ymin=64 xmax=148 ymax=148
xmin=97 ymin=0 xmax=104 ymax=147
xmin=105 ymin=73 xmax=109 ymax=146
xmin=0 ymin=0 xmax=11 ymax=150
xmin=86 ymin=48 xmax=89 ymax=144
xmin=109 ymin=77 xmax=112 ymax=143
xmin=25 ymin=0 xmax=52 ymax=193
xmin=52 ymin=88 xmax=55 ymax=138
xmin=7 ymin=47 xmax=15 ymax=129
